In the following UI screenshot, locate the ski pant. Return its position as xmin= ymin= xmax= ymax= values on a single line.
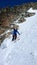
xmin=12 ymin=34 xmax=17 ymax=41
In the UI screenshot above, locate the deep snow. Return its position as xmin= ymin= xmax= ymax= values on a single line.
xmin=0 ymin=8 xmax=37 ymax=65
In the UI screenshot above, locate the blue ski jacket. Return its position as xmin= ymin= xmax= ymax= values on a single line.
xmin=12 ymin=29 xmax=20 ymax=35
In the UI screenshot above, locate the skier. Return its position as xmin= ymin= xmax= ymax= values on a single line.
xmin=12 ymin=28 xmax=20 ymax=41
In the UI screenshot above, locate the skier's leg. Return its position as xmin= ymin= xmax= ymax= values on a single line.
xmin=15 ymin=34 xmax=17 ymax=40
xmin=12 ymin=35 xmax=15 ymax=41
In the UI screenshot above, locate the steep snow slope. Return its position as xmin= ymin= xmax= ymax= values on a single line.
xmin=0 ymin=8 xmax=37 ymax=65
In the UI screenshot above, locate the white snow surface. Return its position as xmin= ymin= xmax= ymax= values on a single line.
xmin=0 ymin=8 xmax=37 ymax=65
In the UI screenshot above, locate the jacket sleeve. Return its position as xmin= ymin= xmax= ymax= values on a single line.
xmin=17 ymin=30 xmax=20 ymax=35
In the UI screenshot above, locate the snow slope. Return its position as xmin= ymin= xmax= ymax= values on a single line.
xmin=0 ymin=8 xmax=37 ymax=65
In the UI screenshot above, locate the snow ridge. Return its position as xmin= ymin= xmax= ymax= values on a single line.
xmin=0 ymin=8 xmax=37 ymax=65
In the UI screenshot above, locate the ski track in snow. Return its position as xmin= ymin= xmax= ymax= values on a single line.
xmin=0 ymin=8 xmax=37 ymax=65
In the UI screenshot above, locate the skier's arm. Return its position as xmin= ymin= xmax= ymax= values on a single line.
xmin=17 ymin=31 xmax=20 ymax=35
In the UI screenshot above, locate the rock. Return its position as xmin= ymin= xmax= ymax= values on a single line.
xmin=0 ymin=30 xmax=5 ymax=34
xmin=18 ymin=17 xmax=26 ymax=23
xmin=0 ymin=34 xmax=5 ymax=45
xmin=2 ymin=18 xmax=10 ymax=27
